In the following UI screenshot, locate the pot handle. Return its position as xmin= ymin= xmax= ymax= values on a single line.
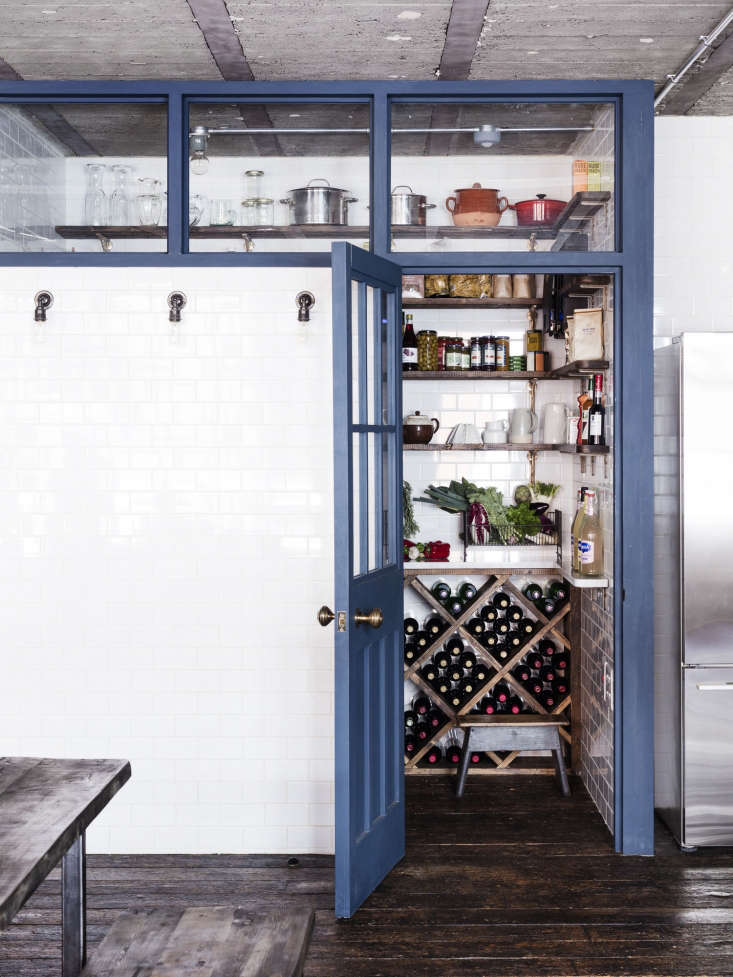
xmin=507 ymin=201 xmax=517 ymax=211
xmin=431 ymin=418 xmax=440 ymax=434
xmin=392 ymin=185 xmax=414 ymax=193
xmin=497 ymin=195 xmax=509 ymax=213
xmin=279 ymin=198 xmax=294 ymax=206
xmin=344 ymin=197 xmax=358 ymax=203
xmin=445 ymin=196 xmax=457 ymax=213
xmin=420 ymin=203 xmax=436 ymax=210
xmin=307 ymin=178 xmax=331 ymax=187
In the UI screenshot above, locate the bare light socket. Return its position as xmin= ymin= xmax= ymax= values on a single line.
xmin=34 ymin=291 xmax=53 ymax=322
xmin=296 ymin=291 xmax=315 ymax=323
xmin=167 ymin=291 xmax=187 ymax=322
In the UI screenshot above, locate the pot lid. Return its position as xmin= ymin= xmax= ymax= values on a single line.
xmin=391 ymin=184 xmax=423 ymax=197
xmin=515 ymin=193 xmax=567 ymax=205
xmin=404 ymin=410 xmax=431 ymax=425
xmin=288 ymin=178 xmax=350 ymax=194
xmin=453 ymin=182 xmax=501 ymax=192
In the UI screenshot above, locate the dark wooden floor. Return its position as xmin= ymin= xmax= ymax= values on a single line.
xmin=4 ymin=775 xmax=733 ymax=976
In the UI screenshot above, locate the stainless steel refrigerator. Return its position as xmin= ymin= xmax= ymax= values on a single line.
xmin=655 ymin=332 xmax=733 ymax=848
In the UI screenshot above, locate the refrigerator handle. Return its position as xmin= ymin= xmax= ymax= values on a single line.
xmin=696 ymin=682 xmax=733 ymax=691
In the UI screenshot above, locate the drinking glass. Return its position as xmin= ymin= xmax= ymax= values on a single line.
xmin=109 ymin=164 xmax=133 ymax=225
xmin=84 ymin=163 xmax=107 ymax=226
xmin=190 ymin=194 xmax=208 ymax=226
xmin=136 ymin=178 xmax=162 ymax=226
xmin=209 ymin=199 xmax=238 ymax=226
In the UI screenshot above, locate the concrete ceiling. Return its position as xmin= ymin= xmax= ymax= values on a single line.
xmin=0 ymin=0 xmax=732 ymax=157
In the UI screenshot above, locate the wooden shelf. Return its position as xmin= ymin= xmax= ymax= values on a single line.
xmin=402 ymin=361 xmax=608 ymax=381
xmin=402 ymin=297 xmax=539 ymax=309
xmin=403 ymin=571 xmax=576 ymax=775
xmin=405 ymin=564 xmax=562 ymax=577
xmin=404 ymin=441 xmax=608 ymax=455
xmin=550 ymin=359 xmax=609 ymax=379
xmin=559 ymin=443 xmax=610 ymax=455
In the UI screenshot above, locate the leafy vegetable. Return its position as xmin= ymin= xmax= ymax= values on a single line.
xmin=531 ymin=481 xmax=560 ymax=501
xmin=514 ymin=484 xmax=532 ymax=505
xmin=403 ymin=480 xmax=419 ymax=537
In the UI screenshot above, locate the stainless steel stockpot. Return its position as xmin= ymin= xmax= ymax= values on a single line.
xmin=391 ymin=185 xmax=435 ymax=226
xmin=280 ymin=178 xmax=357 ymax=225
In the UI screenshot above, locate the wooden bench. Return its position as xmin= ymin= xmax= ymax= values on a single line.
xmin=0 ymin=756 xmax=131 ymax=977
xmin=455 ymin=715 xmax=570 ymax=798
xmin=79 ymin=906 xmax=314 ymax=977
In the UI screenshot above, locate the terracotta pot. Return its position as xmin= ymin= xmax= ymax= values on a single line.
xmin=509 ymin=193 xmax=567 ymax=227
xmin=445 ymin=182 xmax=508 ymax=227
xmin=403 ymin=411 xmax=440 ymax=445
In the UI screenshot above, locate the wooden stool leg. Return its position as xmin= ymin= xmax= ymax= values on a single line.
xmin=455 ymin=728 xmax=472 ymax=798
xmin=551 ymin=731 xmax=570 ymax=796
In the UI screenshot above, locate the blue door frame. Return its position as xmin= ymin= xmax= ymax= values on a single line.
xmin=0 ymin=78 xmax=655 ymax=854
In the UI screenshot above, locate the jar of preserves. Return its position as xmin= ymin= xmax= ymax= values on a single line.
xmin=495 ymin=336 xmax=510 ymax=371
xmin=417 ymin=330 xmax=438 ymax=371
xmin=470 ymin=336 xmax=482 ymax=370
xmin=479 ymin=336 xmax=490 ymax=371
xmin=445 ymin=338 xmax=462 ymax=371
xmin=461 ymin=344 xmax=471 ymax=371
xmin=437 ymin=336 xmax=450 ymax=370
xmin=424 ymin=274 xmax=450 ymax=298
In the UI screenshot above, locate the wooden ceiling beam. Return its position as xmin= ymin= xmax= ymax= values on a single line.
xmin=657 ymin=29 xmax=733 ymax=115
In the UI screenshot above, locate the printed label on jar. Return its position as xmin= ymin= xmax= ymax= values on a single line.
xmin=446 ymin=351 xmax=461 ymax=369
xmin=483 ymin=348 xmax=495 ymax=368
xmin=471 ymin=350 xmax=481 ymax=367
xmin=495 ymin=347 xmax=506 ymax=367
xmin=402 ymin=347 xmax=418 ymax=363
xmin=578 ymin=540 xmax=595 ymax=564
xmin=590 ymin=413 xmax=603 ymax=436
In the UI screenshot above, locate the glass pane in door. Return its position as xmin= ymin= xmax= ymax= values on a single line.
xmin=390 ymin=101 xmax=615 ymax=252
xmin=0 ymin=102 xmax=168 ymax=253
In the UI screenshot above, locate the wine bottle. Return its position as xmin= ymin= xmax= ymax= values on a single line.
xmin=552 ymin=677 xmax=569 ymax=697
xmin=588 ymin=373 xmax=606 ymax=446
xmin=404 ymin=733 xmax=417 ymax=755
xmin=493 ymin=641 xmax=510 ymax=663
xmin=505 ymin=604 xmax=523 ymax=623
xmin=527 ymin=650 xmax=543 ymax=670
xmin=539 ymin=689 xmax=556 ymax=710
xmin=459 ymin=677 xmax=475 ymax=698
xmin=579 ymin=376 xmax=593 ymax=444
xmin=402 ymin=313 xmax=418 ymax=372
xmin=415 ymin=720 xmax=430 ymax=741
xmin=424 ymin=745 xmax=442 ymax=765
xmin=415 ymin=630 xmax=430 ymax=649
xmin=547 ymin=579 xmax=569 ymax=603
xmin=445 ymin=740 xmax=462 ymax=765
xmin=469 ymin=750 xmax=485 ymax=766
xmin=492 ymin=591 xmax=510 ymax=610
xmin=434 ymin=649 xmax=450 ymax=670
xmin=507 ymin=630 xmax=523 ymax=650
xmin=523 ymin=582 xmax=543 ymax=603
xmin=427 ymin=707 xmax=444 ymax=729
xmin=571 ymin=487 xmax=588 ymax=574
xmin=479 ymin=694 xmax=498 ymax=714
xmin=507 ymin=695 xmax=523 ymax=715
xmin=480 ymin=604 xmax=498 ymax=623
xmin=404 ymin=709 xmax=417 ymax=728
xmin=536 ymin=596 xmax=557 ymax=618
xmin=466 ymin=617 xmax=484 ymax=636
xmin=552 ymin=650 xmax=569 ymax=671
xmin=447 ymin=661 xmax=463 ymax=683
xmin=539 ymin=664 xmax=556 ymax=684
xmin=420 ymin=662 xmax=438 ymax=684
xmin=538 ymin=638 xmax=556 ymax=658
xmin=446 ymin=637 xmax=464 ymax=657
xmin=448 ymin=687 xmax=464 ymax=709
xmin=459 ymin=651 xmax=476 ymax=670
xmin=493 ymin=682 xmax=510 ymax=704
xmin=425 ymin=616 xmax=444 ymax=637
xmin=412 ymin=695 xmax=430 ymax=716
xmin=434 ymin=675 xmax=450 ymax=696
xmin=517 ymin=617 xmax=536 ymax=636
xmin=404 ymin=616 xmax=419 ymax=636
xmin=404 ymin=642 xmax=418 ymax=665
xmin=446 ymin=597 xmax=464 ymax=617
xmin=473 ymin=663 xmax=490 ymax=684
xmin=512 ymin=663 xmax=531 ymax=684
xmin=524 ymin=676 xmax=544 ymax=696
xmin=458 ymin=582 xmax=477 ymax=603
xmin=431 ymin=580 xmax=452 ymax=603
xmin=493 ymin=619 xmax=510 ymax=636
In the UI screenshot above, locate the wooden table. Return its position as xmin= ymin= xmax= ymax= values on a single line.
xmin=0 ymin=757 xmax=131 ymax=977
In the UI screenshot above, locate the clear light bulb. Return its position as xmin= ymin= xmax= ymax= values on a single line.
xmin=190 ymin=152 xmax=209 ymax=176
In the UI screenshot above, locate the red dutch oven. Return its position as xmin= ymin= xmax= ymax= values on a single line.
xmin=510 ymin=193 xmax=567 ymax=227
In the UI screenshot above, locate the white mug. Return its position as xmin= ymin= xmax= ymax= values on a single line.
xmin=509 ymin=408 xmax=538 ymax=444
xmin=482 ymin=419 xmax=508 ymax=445
xmin=542 ymin=402 xmax=568 ymax=444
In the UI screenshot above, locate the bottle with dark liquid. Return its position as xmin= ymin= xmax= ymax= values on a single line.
xmin=415 ymin=630 xmax=430 ymax=650
xmin=415 ymin=720 xmax=430 ymax=741
xmin=458 ymin=582 xmax=477 ymax=603
xmin=425 ymin=616 xmax=444 ymax=637
xmin=536 ymin=596 xmax=557 ymax=618
xmin=492 ymin=591 xmax=510 ymax=610
xmin=466 ymin=617 xmax=484 ymax=636
xmin=479 ymin=694 xmax=498 ymax=714
xmin=420 ymin=662 xmax=438 ymax=684
xmin=588 ymin=372 xmax=606 ymax=446
xmin=493 ymin=641 xmax=510 ymax=663
xmin=460 ymin=651 xmax=476 ymax=670
xmin=469 ymin=750 xmax=485 ymax=766
xmin=431 ymin=580 xmax=452 ymax=603
xmin=525 ymin=676 xmax=544 ymax=697
xmin=404 ymin=733 xmax=416 ymax=756
xmin=446 ymin=597 xmax=464 ymax=617
xmin=459 ymin=677 xmax=475 ymax=699
xmin=447 ymin=661 xmax=463 ymax=683
xmin=493 ymin=682 xmax=510 ymax=705
xmin=527 ymin=650 xmax=543 ymax=670
xmin=552 ymin=650 xmax=569 ymax=671
xmin=517 ymin=617 xmax=536 ymax=637
xmin=445 ymin=738 xmax=462 ymax=765
xmin=539 ymin=689 xmax=556 ymax=710
xmin=552 ymin=677 xmax=569 ymax=697
xmin=507 ymin=696 xmax=523 ymax=715
xmin=547 ymin=579 xmax=569 ymax=603
xmin=493 ymin=619 xmax=510 ymax=636
xmin=427 ymin=707 xmax=444 ymax=729
xmin=523 ymin=582 xmax=543 ymax=603
xmin=434 ymin=649 xmax=450 ymax=670
xmin=539 ymin=664 xmax=556 ymax=684
xmin=402 ymin=313 xmax=418 ymax=372
xmin=404 ymin=642 xmax=417 ymax=665
xmin=424 ymin=745 xmax=442 ymax=765
xmin=404 ymin=617 xmax=418 ymax=636
xmin=434 ymin=674 xmax=450 ymax=696
xmin=448 ymin=687 xmax=464 ymax=709
xmin=404 ymin=709 xmax=417 ymax=728
xmin=512 ymin=663 xmax=531 ymax=684
xmin=505 ymin=604 xmax=523 ymax=623
xmin=507 ymin=630 xmax=523 ymax=650
xmin=412 ymin=695 xmax=430 ymax=716
xmin=446 ymin=637 xmax=464 ymax=657
xmin=473 ymin=663 xmax=490 ymax=684
xmin=480 ymin=604 xmax=498 ymax=623
xmin=538 ymin=638 xmax=557 ymax=658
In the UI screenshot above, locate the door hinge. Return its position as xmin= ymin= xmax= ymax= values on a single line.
xmin=337 ymin=611 xmax=347 ymax=632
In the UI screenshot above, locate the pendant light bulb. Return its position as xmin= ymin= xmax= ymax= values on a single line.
xmin=189 ymin=126 xmax=210 ymax=176
xmin=190 ymin=151 xmax=209 ymax=176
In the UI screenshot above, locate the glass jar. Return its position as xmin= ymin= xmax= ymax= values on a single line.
xmin=495 ymin=336 xmax=510 ymax=371
xmin=461 ymin=344 xmax=471 ymax=371
xmin=445 ymin=339 xmax=462 ymax=371
xmin=252 ymin=197 xmax=274 ymax=226
xmin=416 ymin=330 xmax=438 ymax=371
xmin=84 ymin=163 xmax=107 ymax=226
xmin=479 ymin=336 xmax=491 ymax=372
xmin=243 ymin=169 xmax=264 ymax=199
xmin=470 ymin=336 xmax=482 ymax=370
xmin=109 ymin=164 xmax=133 ymax=225
xmin=437 ymin=336 xmax=450 ymax=370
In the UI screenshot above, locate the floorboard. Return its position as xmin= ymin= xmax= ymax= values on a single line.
xmin=3 ymin=776 xmax=733 ymax=977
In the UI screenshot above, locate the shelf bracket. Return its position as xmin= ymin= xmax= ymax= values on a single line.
xmin=528 ymin=232 xmax=537 ymax=252
xmin=95 ymin=233 xmax=112 ymax=253
xmin=241 ymin=233 xmax=255 ymax=252
xmin=527 ymin=449 xmax=537 ymax=486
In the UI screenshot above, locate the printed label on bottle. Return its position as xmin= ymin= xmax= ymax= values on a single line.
xmin=590 ymin=413 xmax=602 ymax=437
xmin=402 ymin=347 xmax=418 ymax=364
xmin=581 ymin=408 xmax=590 ymax=439
xmin=471 ymin=349 xmax=481 ymax=367
xmin=578 ymin=540 xmax=595 ymax=564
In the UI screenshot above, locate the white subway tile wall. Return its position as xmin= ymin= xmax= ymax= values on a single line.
xmin=0 ymin=266 xmax=335 ymax=854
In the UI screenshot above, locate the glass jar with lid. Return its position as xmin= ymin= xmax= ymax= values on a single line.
xmin=495 ymin=336 xmax=510 ymax=371
xmin=243 ymin=169 xmax=264 ymax=199
xmin=445 ymin=338 xmax=462 ymax=371
xmin=417 ymin=330 xmax=438 ymax=371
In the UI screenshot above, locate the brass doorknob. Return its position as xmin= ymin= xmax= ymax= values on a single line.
xmin=317 ymin=605 xmax=335 ymax=627
xmin=354 ymin=608 xmax=384 ymax=629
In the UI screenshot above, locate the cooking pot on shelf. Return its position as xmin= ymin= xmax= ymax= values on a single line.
xmin=445 ymin=183 xmax=508 ymax=227
xmin=391 ymin=185 xmax=435 ymax=226
xmin=403 ymin=411 xmax=440 ymax=445
xmin=510 ymin=193 xmax=567 ymax=228
xmin=280 ymin=178 xmax=357 ymax=226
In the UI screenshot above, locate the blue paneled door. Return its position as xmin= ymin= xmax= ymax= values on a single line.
xmin=329 ymin=243 xmax=405 ymax=918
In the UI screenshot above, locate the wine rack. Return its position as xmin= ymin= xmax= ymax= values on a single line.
xmin=403 ymin=568 xmax=577 ymax=776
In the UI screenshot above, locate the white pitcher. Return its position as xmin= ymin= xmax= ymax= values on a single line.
xmin=542 ymin=402 xmax=568 ymax=444
xmin=509 ymin=407 xmax=537 ymax=444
